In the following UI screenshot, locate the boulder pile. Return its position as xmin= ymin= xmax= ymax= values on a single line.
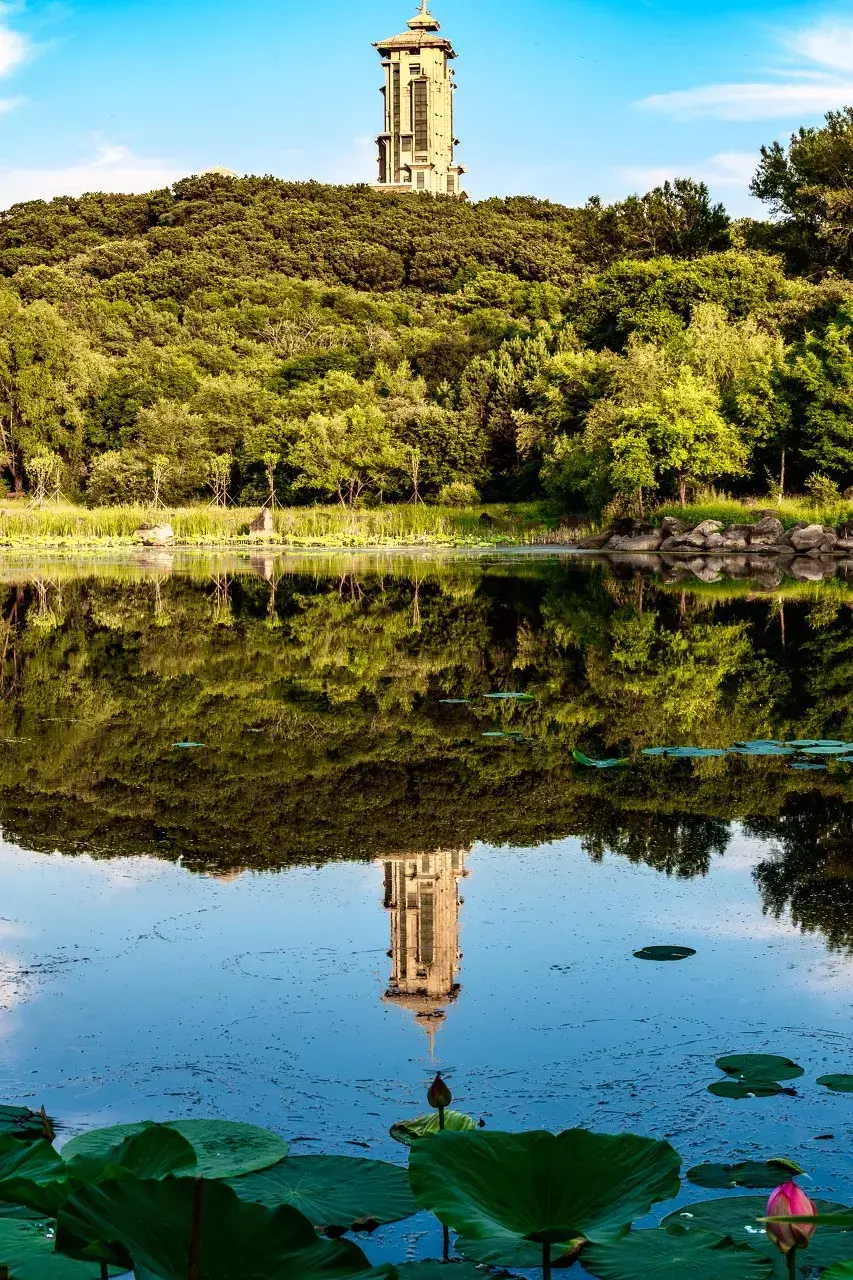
xmin=580 ymin=514 xmax=853 ymax=558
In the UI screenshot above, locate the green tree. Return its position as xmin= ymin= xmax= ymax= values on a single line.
xmin=784 ymin=302 xmax=853 ymax=484
xmin=289 ymin=405 xmax=404 ymax=504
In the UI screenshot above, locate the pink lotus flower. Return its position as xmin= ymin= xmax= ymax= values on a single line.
xmin=765 ymin=1182 xmax=817 ymax=1254
xmin=427 ymin=1073 xmax=452 ymax=1110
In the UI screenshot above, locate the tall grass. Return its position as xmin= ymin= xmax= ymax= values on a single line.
xmin=0 ymin=501 xmax=553 ymax=547
xmin=654 ymin=493 xmax=853 ymax=530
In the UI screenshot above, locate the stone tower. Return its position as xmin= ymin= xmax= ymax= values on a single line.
xmin=373 ymin=0 xmax=466 ymax=197
xmin=380 ymin=849 xmax=468 ymax=1052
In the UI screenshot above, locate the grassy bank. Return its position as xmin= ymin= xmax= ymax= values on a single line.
xmin=0 ymin=501 xmax=557 ymax=548
xmin=654 ymin=495 xmax=853 ymax=529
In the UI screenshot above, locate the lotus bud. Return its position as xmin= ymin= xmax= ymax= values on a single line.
xmin=765 ymin=1182 xmax=817 ymax=1254
xmin=427 ymin=1073 xmax=452 ymax=1110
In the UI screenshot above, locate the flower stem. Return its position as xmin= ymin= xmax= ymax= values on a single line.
xmin=787 ymin=1247 xmax=798 ymax=1280
xmin=543 ymin=1241 xmax=552 ymax=1280
xmin=438 ymin=1104 xmax=445 ymax=1131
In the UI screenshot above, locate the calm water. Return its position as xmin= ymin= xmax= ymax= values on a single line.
xmin=1 ymin=550 xmax=852 ymax=1257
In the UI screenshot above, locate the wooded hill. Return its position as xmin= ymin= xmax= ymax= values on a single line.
xmin=3 ymin=108 xmax=853 ymax=508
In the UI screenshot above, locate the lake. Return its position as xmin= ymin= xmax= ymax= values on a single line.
xmin=1 ymin=550 xmax=852 ymax=1260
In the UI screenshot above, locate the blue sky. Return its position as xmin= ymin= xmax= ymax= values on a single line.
xmin=0 ymin=0 xmax=851 ymax=213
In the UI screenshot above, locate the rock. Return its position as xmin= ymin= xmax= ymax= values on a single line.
xmin=686 ymin=519 xmax=724 ymax=545
xmin=135 ymin=522 xmax=174 ymax=547
xmin=790 ymin=557 xmax=828 ymax=581
xmin=661 ymin=515 xmax=692 ymax=535
xmin=844 ymin=486 xmax=853 ymax=500
xmin=789 ymin=523 xmax=827 ymax=552
xmin=838 ymin=521 xmax=853 ymax=538
xmin=250 ymin=507 xmax=275 ymax=538
xmin=660 ymin=535 xmax=685 ymax=551
xmin=606 ymin=531 xmax=665 ymax=552
xmin=576 ymin=531 xmax=612 ymax=550
xmin=749 ymin=516 xmax=785 ymax=541
xmin=703 ymin=532 xmax=725 ymax=549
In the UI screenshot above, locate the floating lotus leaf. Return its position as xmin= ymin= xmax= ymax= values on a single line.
xmin=229 ymin=1155 xmax=417 ymax=1230
xmin=707 ymin=1080 xmax=785 ymax=1099
xmin=584 ymin=1226 xmax=775 ymax=1280
xmin=825 ymin=1265 xmax=853 ymax=1280
xmin=0 ymin=1110 xmax=53 ymax=1146
xmin=799 ymin=744 xmax=853 ymax=755
xmin=730 ymin=744 xmax=793 ymax=757
xmin=393 ymin=1263 xmax=511 ymax=1280
xmin=662 ymin=1197 xmax=853 ymax=1271
xmin=61 ymin=1120 xmax=286 ymax=1180
xmin=0 ymin=1218 xmax=118 ymax=1280
xmin=790 ymin=763 xmax=827 ymax=771
xmin=835 ymin=756 xmax=853 ymax=764
xmin=0 ymin=1136 xmax=67 ymax=1217
xmin=572 ymin=751 xmax=629 ymax=769
xmin=686 ymin=1158 xmax=804 ymax=1190
xmin=439 ymin=699 xmax=470 ymax=705
xmin=455 ymin=1234 xmax=579 ymax=1268
xmin=642 ymin=747 xmax=727 ymax=758
xmin=716 ymin=1055 xmax=803 ymax=1082
xmin=734 ymin=741 xmax=783 ymax=749
xmin=817 ymin=1075 xmax=853 ymax=1093
xmin=172 ymin=741 xmax=205 ymax=749
xmin=389 ymin=1112 xmax=475 ymax=1147
xmin=633 ymin=946 xmax=696 ymax=962
xmin=408 ymin=1129 xmax=681 ymax=1258
xmin=56 ymin=1178 xmax=372 ymax=1280
xmin=483 ymin=693 xmax=536 ymax=701
xmin=786 ymin=740 xmax=846 ymax=748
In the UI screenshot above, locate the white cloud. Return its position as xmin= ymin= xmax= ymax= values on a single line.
xmin=0 ymin=141 xmax=189 ymax=210
xmin=0 ymin=8 xmax=29 ymax=78
xmin=619 ymin=151 xmax=756 ymax=191
xmin=637 ymin=17 xmax=853 ymax=120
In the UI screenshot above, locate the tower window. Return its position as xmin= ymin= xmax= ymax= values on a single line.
xmin=402 ymin=135 xmax=412 ymax=152
xmin=416 ymin=171 xmax=426 ymax=190
xmin=410 ymin=64 xmax=420 ymax=75
xmin=447 ymin=174 xmax=455 ymax=194
xmin=412 ymin=79 xmax=428 ymax=153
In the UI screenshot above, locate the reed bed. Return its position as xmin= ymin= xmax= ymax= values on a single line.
xmin=0 ymin=502 xmax=552 ymax=547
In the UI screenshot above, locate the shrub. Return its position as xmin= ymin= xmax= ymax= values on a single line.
xmin=435 ymin=480 xmax=480 ymax=507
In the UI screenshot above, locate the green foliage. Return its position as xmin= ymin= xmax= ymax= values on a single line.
xmin=61 ymin=1121 xmax=287 ymax=1180
xmin=389 ymin=1113 xmax=476 ymax=1147
xmin=583 ymin=1227 xmax=776 ymax=1280
xmin=228 ymin=1156 xmax=417 ymax=1229
xmin=685 ymin=1159 xmax=804 ymax=1190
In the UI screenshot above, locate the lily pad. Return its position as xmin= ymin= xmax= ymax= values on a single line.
xmin=825 ymin=1266 xmax=853 ymax=1280
xmin=389 ymin=1112 xmax=475 ymax=1147
xmin=61 ymin=1120 xmax=286 ymax=1180
xmin=172 ymin=741 xmax=205 ymax=749
xmin=408 ymin=1129 xmax=681 ymax=1259
xmin=662 ymin=1197 xmax=853 ymax=1272
xmin=790 ymin=763 xmax=827 ymax=771
xmin=584 ymin=1226 xmax=775 ymax=1280
xmin=817 ymin=1075 xmax=853 ymax=1093
xmin=716 ymin=1055 xmax=803 ymax=1082
xmin=572 ymin=751 xmax=629 ymax=769
xmin=0 ymin=1110 xmax=53 ymax=1146
xmin=786 ymin=740 xmax=846 ymax=748
xmin=63 ymin=1124 xmax=198 ymax=1184
xmin=707 ymin=1080 xmax=786 ymax=1099
xmin=483 ymin=693 xmax=536 ymax=702
xmin=393 ymin=1264 xmax=510 ymax=1280
xmin=799 ymin=744 xmax=853 ymax=755
xmin=633 ymin=946 xmax=696 ymax=962
xmin=686 ymin=1159 xmax=804 ymax=1190
xmin=229 ymin=1156 xmax=418 ymax=1230
xmin=439 ymin=699 xmax=470 ymax=705
xmin=642 ymin=747 xmax=727 ymax=758
xmin=730 ymin=744 xmax=793 ymax=757
xmin=56 ymin=1178 xmax=372 ymax=1280
xmin=0 ymin=1219 xmax=116 ymax=1280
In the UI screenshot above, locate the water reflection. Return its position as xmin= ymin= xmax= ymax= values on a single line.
xmin=381 ymin=848 xmax=468 ymax=1052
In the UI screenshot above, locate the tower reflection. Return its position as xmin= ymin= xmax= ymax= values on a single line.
xmin=380 ymin=849 xmax=468 ymax=1053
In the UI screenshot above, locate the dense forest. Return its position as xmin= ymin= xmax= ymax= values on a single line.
xmin=6 ymin=108 xmax=853 ymax=510
xmin=1 ymin=559 xmax=852 ymax=947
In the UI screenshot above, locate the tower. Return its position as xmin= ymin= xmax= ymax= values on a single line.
xmin=380 ymin=849 xmax=468 ymax=1054
xmin=373 ymin=0 xmax=466 ymax=197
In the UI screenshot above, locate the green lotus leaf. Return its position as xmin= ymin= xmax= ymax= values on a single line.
xmin=572 ymin=751 xmax=629 ymax=769
xmin=633 ymin=946 xmax=696 ymax=961
xmin=483 ymin=693 xmax=535 ymax=701
xmin=799 ymin=744 xmax=853 ymax=755
xmin=817 ymin=1075 xmax=853 ymax=1093
xmin=455 ymin=1234 xmax=579 ymax=1268
xmin=0 ymin=1218 xmax=118 ymax=1280
xmin=584 ymin=1226 xmax=775 ymax=1280
xmin=0 ymin=1137 xmax=68 ymax=1217
xmin=686 ymin=1159 xmax=804 ymax=1190
xmin=786 ymin=740 xmax=846 ymax=748
xmin=790 ymin=763 xmax=827 ymax=771
xmin=63 ymin=1123 xmax=198 ymax=1184
xmin=662 ymin=1197 xmax=853 ymax=1271
xmin=393 ymin=1263 xmax=514 ymax=1280
xmin=707 ymin=1080 xmax=785 ymax=1099
xmin=408 ymin=1129 xmax=681 ymax=1258
xmin=229 ymin=1155 xmax=417 ymax=1229
xmin=56 ymin=1178 xmax=372 ymax=1280
xmin=0 ymin=1110 xmax=53 ymax=1146
xmin=824 ymin=1265 xmax=853 ymax=1280
xmin=642 ymin=747 xmax=728 ymax=758
xmin=389 ymin=1112 xmax=475 ymax=1147
xmin=61 ymin=1119 xmax=286 ymax=1180
xmin=172 ymin=742 xmax=205 ymax=749
xmin=439 ymin=699 xmax=470 ymax=705
xmin=730 ymin=745 xmax=792 ymax=757
xmin=716 ymin=1055 xmax=803 ymax=1082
